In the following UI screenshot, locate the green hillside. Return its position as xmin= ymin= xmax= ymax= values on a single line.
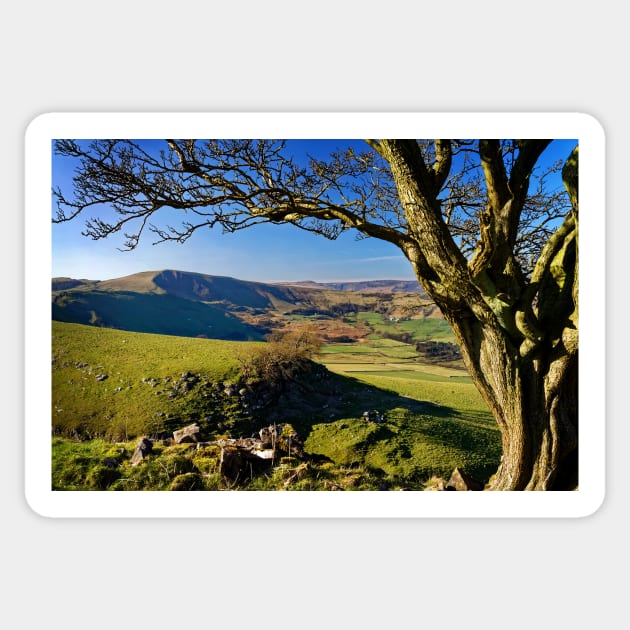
xmin=52 ymin=290 xmax=263 ymax=340
xmin=51 ymin=321 xmax=500 ymax=490
xmin=52 ymin=321 xmax=259 ymax=439
xmin=52 ymin=269 xmax=442 ymax=343
xmin=69 ymin=269 xmax=309 ymax=308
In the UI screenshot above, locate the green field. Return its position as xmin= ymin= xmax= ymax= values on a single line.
xmin=51 ymin=321 xmax=501 ymax=490
xmin=355 ymin=311 xmax=455 ymax=341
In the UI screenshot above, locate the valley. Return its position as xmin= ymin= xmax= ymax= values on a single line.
xmin=51 ymin=269 xmax=498 ymax=491
xmin=52 ymin=269 xmax=444 ymax=344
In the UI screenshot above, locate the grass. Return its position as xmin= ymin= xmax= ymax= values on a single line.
xmin=51 ymin=435 xmax=423 ymax=491
xmin=51 ymin=321 xmax=501 ymax=490
xmin=355 ymin=311 xmax=455 ymax=342
xmin=304 ymin=407 xmax=500 ymax=482
xmin=52 ymin=437 xmax=134 ymax=490
xmin=309 ymin=337 xmax=499 ymax=482
xmin=52 ymin=321 xmax=260 ymax=439
xmin=320 ymin=343 xmax=379 ymax=354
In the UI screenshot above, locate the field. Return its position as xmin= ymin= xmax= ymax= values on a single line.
xmin=51 ymin=321 xmax=501 ymax=490
xmin=353 ymin=311 xmax=454 ymax=342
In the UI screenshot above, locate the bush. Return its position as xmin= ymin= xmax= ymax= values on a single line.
xmin=239 ymin=325 xmax=322 ymax=385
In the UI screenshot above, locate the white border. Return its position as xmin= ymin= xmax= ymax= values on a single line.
xmin=25 ymin=113 xmax=605 ymax=518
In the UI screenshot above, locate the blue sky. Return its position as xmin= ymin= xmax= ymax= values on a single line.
xmin=51 ymin=139 xmax=577 ymax=283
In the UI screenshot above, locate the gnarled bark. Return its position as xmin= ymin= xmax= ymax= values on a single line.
xmin=383 ymin=141 xmax=579 ymax=490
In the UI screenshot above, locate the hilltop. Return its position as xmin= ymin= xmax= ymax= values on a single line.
xmin=277 ymin=279 xmax=424 ymax=293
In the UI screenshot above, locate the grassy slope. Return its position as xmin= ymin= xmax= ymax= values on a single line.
xmin=52 ymin=322 xmax=501 ymax=489
xmin=52 ymin=321 xmax=258 ymax=438
xmin=310 ymin=339 xmax=498 ymax=482
xmin=52 ymin=290 xmax=262 ymax=340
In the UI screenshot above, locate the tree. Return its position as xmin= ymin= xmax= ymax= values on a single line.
xmin=53 ymin=138 xmax=579 ymax=490
xmin=240 ymin=325 xmax=323 ymax=386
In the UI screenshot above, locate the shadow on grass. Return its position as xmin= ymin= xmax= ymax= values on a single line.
xmin=262 ymin=365 xmax=502 ymax=484
xmin=53 ymin=290 xmax=264 ymax=340
xmin=262 ymin=366 xmax=458 ymax=434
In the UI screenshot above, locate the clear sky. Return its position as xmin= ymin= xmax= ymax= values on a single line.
xmin=51 ymin=139 xmax=577 ymax=283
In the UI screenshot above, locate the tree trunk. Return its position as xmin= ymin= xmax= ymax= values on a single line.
xmin=446 ymin=313 xmax=578 ymax=490
xmin=378 ymin=140 xmax=579 ymax=491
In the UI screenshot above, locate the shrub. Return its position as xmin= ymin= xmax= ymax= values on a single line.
xmin=239 ymin=325 xmax=322 ymax=385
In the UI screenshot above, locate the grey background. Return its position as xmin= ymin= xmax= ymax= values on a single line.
xmin=4 ymin=2 xmax=624 ymax=628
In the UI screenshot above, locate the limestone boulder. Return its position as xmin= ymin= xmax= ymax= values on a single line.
xmin=130 ymin=437 xmax=153 ymax=466
xmin=173 ymin=423 xmax=201 ymax=444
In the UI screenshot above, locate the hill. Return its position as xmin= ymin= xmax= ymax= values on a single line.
xmin=95 ymin=269 xmax=307 ymax=308
xmin=279 ymin=279 xmax=424 ymax=293
xmin=52 ymin=289 xmax=263 ymax=340
xmin=52 ymin=269 xmax=441 ymax=342
xmin=52 ymin=277 xmax=99 ymax=291
xmin=52 ymin=269 xmax=318 ymax=340
xmin=51 ymin=321 xmax=499 ymax=490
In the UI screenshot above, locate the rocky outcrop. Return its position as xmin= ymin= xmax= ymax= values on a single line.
xmin=173 ymin=423 xmax=201 ymax=444
xmin=423 ymin=468 xmax=485 ymax=491
xmin=130 ymin=437 xmax=153 ymax=466
xmin=446 ymin=467 xmax=484 ymax=491
xmin=213 ymin=423 xmax=304 ymax=481
xmin=130 ymin=421 xmax=305 ymax=484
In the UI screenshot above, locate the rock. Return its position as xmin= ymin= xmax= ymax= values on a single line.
xmin=102 ymin=457 xmax=120 ymax=468
xmin=224 ymin=384 xmax=238 ymax=396
xmin=259 ymin=425 xmax=277 ymax=447
xmin=219 ymin=446 xmax=244 ymax=482
xmin=446 ymin=468 xmax=484 ymax=491
xmin=130 ymin=437 xmax=153 ymax=466
xmin=173 ymin=423 xmax=201 ymax=444
xmin=423 ymin=477 xmax=447 ymax=491
xmin=254 ymin=449 xmax=275 ymax=460
xmin=361 ymin=410 xmax=383 ymax=423
xmin=95 ymin=374 xmax=108 ymax=382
